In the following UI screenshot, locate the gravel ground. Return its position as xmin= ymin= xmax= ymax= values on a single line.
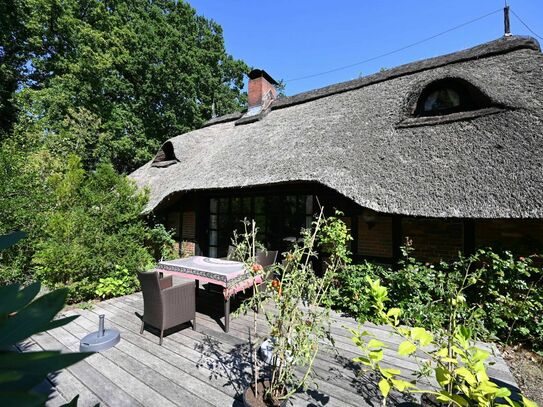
xmin=502 ymin=345 xmax=543 ymax=406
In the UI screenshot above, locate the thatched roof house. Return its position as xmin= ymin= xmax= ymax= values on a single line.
xmin=131 ymin=35 xmax=543 ymax=263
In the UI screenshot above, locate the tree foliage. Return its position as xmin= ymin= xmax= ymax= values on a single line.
xmin=0 ymin=0 xmax=247 ymax=298
xmin=2 ymin=0 xmax=248 ymax=172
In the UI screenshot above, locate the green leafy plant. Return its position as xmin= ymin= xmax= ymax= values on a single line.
xmin=350 ymin=276 xmax=537 ymax=407
xmin=326 ymin=261 xmax=390 ymax=322
xmin=0 ymin=232 xmax=91 ymax=406
xmin=95 ymin=266 xmax=139 ymax=299
xmin=331 ymin=239 xmax=543 ymax=350
xmin=27 ymin=156 xmax=170 ymax=303
xmin=235 ymin=210 xmax=348 ymax=406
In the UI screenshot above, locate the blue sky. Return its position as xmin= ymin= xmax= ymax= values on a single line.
xmin=188 ymin=0 xmax=543 ymax=96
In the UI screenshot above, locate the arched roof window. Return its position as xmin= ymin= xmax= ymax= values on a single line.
xmin=415 ymin=78 xmax=491 ymax=117
xmin=151 ymin=141 xmax=178 ymax=168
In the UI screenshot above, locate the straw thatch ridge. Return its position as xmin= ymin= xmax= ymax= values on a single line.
xmin=130 ymin=35 xmax=543 ymax=218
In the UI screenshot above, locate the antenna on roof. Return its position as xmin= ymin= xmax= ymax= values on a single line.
xmin=503 ymin=2 xmax=512 ymax=37
xmin=211 ymin=98 xmax=217 ymax=119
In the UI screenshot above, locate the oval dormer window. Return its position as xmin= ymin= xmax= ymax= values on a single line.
xmin=151 ymin=141 xmax=178 ymax=168
xmin=415 ymin=78 xmax=490 ymax=117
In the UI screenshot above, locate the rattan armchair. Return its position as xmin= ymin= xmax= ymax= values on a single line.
xmin=138 ymin=271 xmax=196 ymax=345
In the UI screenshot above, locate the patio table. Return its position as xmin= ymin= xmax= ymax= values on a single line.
xmin=155 ymin=256 xmax=260 ymax=332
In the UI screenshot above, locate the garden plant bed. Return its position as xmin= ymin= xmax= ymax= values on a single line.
xmin=502 ymin=345 xmax=543 ymax=406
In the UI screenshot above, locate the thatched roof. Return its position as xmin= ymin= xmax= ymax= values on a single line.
xmin=130 ymin=36 xmax=543 ymax=218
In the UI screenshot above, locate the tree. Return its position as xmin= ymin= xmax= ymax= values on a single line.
xmin=0 ymin=0 xmax=29 ymax=135
xmin=3 ymin=0 xmax=249 ymax=172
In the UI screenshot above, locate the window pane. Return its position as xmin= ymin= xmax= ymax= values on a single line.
xmin=424 ymin=88 xmax=460 ymax=112
xmin=255 ymin=214 xmax=266 ymax=232
xmin=231 ymin=197 xmax=241 ymax=214
xmin=242 ymin=197 xmax=251 ymax=215
xmin=208 ymin=247 xmax=218 ymax=258
xmin=285 ymin=195 xmax=297 ymax=215
xmin=210 ymin=214 xmax=218 ymax=230
xmin=219 ymin=198 xmax=229 ymax=214
xmin=255 ymin=196 xmax=265 ymax=213
xmin=210 ymin=198 xmax=218 ymax=214
xmin=305 ymin=195 xmax=313 ymax=215
xmin=209 ymin=230 xmax=218 ymax=246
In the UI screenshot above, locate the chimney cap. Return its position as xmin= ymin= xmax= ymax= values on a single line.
xmin=248 ymin=69 xmax=278 ymax=85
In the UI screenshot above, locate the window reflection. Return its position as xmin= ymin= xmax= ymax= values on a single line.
xmin=208 ymin=195 xmax=314 ymax=257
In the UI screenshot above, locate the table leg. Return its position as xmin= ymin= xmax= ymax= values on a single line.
xmin=224 ymin=297 xmax=230 ymax=333
xmin=195 ymin=280 xmax=199 ymax=297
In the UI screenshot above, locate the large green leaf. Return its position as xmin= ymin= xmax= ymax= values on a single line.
xmin=0 ymin=282 xmax=40 ymax=315
xmin=397 ymin=340 xmax=417 ymax=356
xmin=0 ymin=288 xmax=69 ymax=348
xmin=0 ymin=231 xmax=27 ymax=251
xmin=0 ymin=351 xmax=90 ymax=391
xmin=0 ymin=391 xmax=47 ymax=407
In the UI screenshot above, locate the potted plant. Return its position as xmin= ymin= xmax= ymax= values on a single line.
xmin=234 ymin=210 xmax=350 ymax=406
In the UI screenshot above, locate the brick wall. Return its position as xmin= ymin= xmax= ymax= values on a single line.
xmin=179 ymin=211 xmax=197 ymax=256
xmin=402 ymin=218 xmax=463 ymax=262
xmin=248 ymin=76 xmax=277 ymax=107
xmin=475 ymin=219 xmax=543 ymax=255
xmin=357 ymin=214 xmax=393 ymax=258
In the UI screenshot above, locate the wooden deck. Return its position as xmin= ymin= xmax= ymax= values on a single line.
xmin=27 ymin=288 xmax=518 ymax=407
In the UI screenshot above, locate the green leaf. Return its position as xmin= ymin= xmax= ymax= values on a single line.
xmin=1 ymin=283 xmax=41 ymax=316
xmin=0 ymin=351 xmax=90 ymax=391
xmin=367 ymin=339 xmax=384 ymax=349
xmin=0 ymin=391 xmax=47 ymax=407
xmin=454 ymin=367 xmax=477 ymax=386
xmin=0 ymin=288 xmax=69 ymax=348
xmin=473 ymin=348 xmax=490 ymax=363
xmin=353 ymin=356 xmax=371 ymax=366
xmin=390 ymin=379 xmax=415 ymax=391
xmin=386 ymin=308 xmax=401 ymax=318
xmin=435 ymin=366 xmax=451 ymax=386
xmin=495 ymin=387 xmax=511 ymax=398
xmin=378 ymin=378 xmax=391 ymax=398
xmin=380 ymin=367 xmax=401 ymax=379
xmin=521 ymin=396 xmax=538 ymax=407
xmin=369 ymin=349 xmax=384 ymax=362
xmin=410 ymin=327 xmax=433 ymax=346
xmin=397 ymin=341 xmax=417 ymax=356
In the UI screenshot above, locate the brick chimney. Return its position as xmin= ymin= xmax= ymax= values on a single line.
xmin=247 ymin=69 xmax=278 ymax=110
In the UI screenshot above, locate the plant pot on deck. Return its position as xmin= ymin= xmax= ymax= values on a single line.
xmin=243 ymin=381 xmax=288 ymax=407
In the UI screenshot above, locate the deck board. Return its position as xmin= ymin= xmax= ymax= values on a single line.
xmin=30 ymin=291 xmax=518 ymax=407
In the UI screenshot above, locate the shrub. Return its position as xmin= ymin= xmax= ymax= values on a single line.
xmin=473 ymin=250 xmax=543 ymax=348
xmin=95 ymin=266 xmax=140 ymax=299
xmin=331 ymin=242 xmax=543 ymax=350
xmin=31 ymin=156 xmax=172 ymax=302
xmin=326 ymin=261 xmax=388 ymax=323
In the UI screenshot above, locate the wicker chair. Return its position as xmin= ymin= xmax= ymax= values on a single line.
xmin=138 ymin=271 xmax=196 ymax=345
xmin=256 ymin=250 xmax=278 ymax=269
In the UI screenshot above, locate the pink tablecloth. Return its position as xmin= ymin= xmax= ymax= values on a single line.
xmin=156 ymin=256 xmax=262 ymax=299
